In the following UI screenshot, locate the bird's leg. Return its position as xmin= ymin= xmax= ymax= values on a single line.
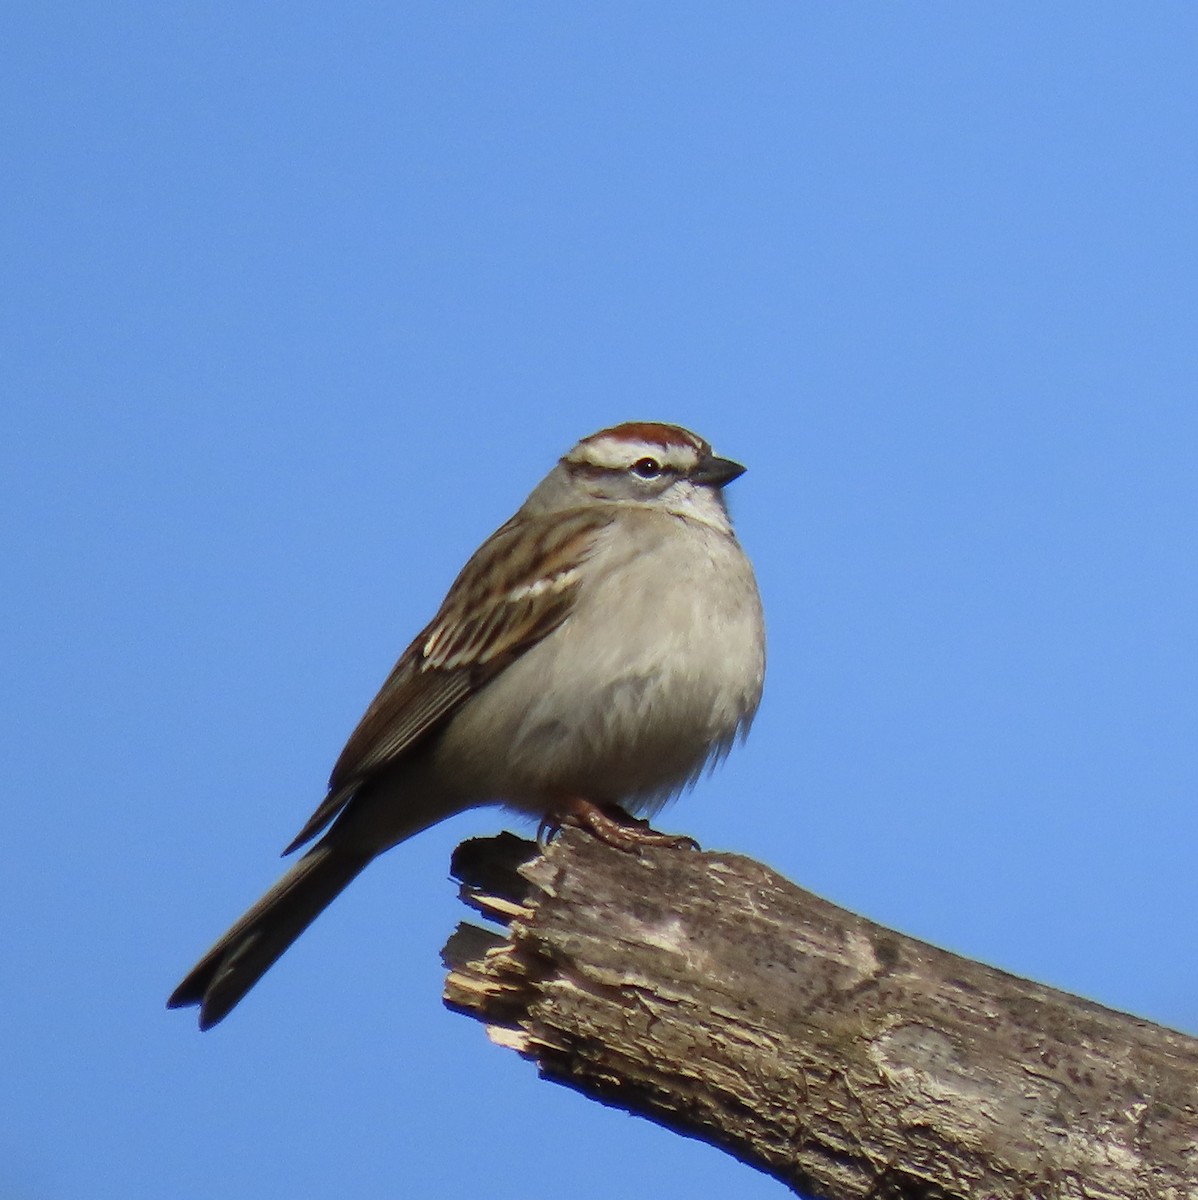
xmin=539 ymin=797 xmax=700 ymax=852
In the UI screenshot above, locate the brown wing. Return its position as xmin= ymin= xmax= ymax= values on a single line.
xmin=282 ymin=508 xmax=611 ymax=854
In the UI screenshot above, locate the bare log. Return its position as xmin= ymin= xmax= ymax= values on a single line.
xmin=442 ymin=829 xmax=1198 ymax=1200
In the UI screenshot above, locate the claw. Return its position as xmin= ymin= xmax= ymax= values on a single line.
xmin=542 ymin=798 xmax=701 ymax=853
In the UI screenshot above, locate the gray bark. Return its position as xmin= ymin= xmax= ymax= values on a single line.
xmin=442 ymin=830 xmax=1198 ymax=1200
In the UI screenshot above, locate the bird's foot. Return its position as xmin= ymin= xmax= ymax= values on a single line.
xmin=538 ymin=798 xmax=700 ymax=853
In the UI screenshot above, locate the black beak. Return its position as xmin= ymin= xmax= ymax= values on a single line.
xmin=692 ymin=454 xmax=746 ymax=488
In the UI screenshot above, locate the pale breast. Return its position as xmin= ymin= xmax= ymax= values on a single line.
xmin=433 ymin=510 xmax=765 ymax=813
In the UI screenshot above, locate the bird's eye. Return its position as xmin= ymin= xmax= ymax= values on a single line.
xmin=631 ymin=457 xmax=663 ymax=479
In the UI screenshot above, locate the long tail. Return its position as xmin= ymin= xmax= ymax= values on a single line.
xmin=167 ymin=843 xmax=370 ymax=1030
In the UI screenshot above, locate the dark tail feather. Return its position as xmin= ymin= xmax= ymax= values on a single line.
xmin=167 ymin=844 xmax=369 ymax=1030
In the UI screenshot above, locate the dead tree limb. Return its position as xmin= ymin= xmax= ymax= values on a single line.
xmin=441 ymin=829 xmax=1198 ymax=1200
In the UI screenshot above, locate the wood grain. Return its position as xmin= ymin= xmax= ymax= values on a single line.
xmin=443 ymin=830 xmax=1198 ymax=1199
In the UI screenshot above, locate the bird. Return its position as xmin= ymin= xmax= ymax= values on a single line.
xmin=168 ymin=421 xmax=765 ymax=1029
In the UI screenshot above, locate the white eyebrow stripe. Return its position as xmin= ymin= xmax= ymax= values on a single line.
xmin=577 ymin=436 xmax=699 ymax=471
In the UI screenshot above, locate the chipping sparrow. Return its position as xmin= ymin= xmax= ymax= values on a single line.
xmin=169 ymin=421 xmax=765 ymax=1029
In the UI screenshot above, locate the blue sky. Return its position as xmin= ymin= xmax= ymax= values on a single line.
xmin=4 ymin=6 xmax=1196 ymax=1199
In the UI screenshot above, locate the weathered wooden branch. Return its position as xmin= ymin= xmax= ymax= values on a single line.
xmin=442 ymin=829 xmax=1198 ymax=1200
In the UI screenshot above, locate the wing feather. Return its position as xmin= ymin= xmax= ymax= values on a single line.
xmin=282 ymin=508 xmax=610 ymax=855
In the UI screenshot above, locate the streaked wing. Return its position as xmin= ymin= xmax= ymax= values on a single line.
xmin=283 ymin=507 xmax=612 ymax=854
